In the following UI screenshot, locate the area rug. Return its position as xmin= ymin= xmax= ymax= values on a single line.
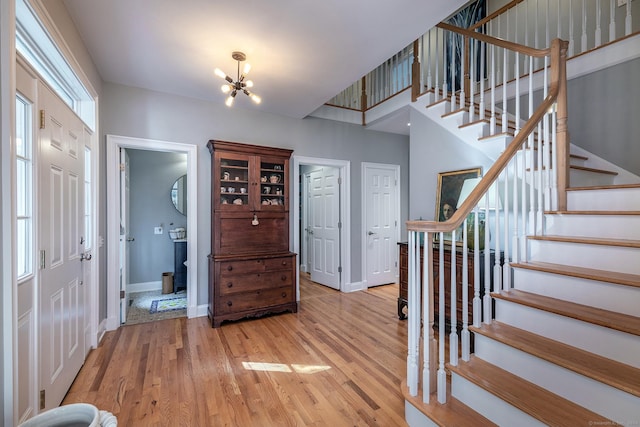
xmin=125 ymin=290 xmax=187 ymax=325
xmin=150 ymin=297 xmax=187 ymax=313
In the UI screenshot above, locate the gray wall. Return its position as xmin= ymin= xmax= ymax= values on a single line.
xmin=100 ymin=82 xmax=409 ymax=307
xmin=568 ymin=58 xmax=640 ymax=177
xmin=408 ymin=105 xmax=495 ymax=223
xmin=127 ymin=149 xmax=187 ymax=284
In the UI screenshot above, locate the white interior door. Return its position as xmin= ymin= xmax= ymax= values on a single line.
xmin=119 ymin=148 xmax=130 ymax=323
xmin=38 ymin=82 xmax=86 ymax=411
xmin=309 ymin=167 xmax=340 ymax=290
xmin=364 ymin=163 xmax=399 ymax=287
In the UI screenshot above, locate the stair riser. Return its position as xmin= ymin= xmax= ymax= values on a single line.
xmin=405 ymin=402 xmax=439 ymax=427
xmin=529 ymin=240 xmax=640 ymax=275
xmin=494 ymin=299 xmax=640 ymax=368
xmin=512 ymin=268 xmax=640 ymax=316
xmin=474 ymin=334 xmax=640 ymax=423
xmin=570 ymin=168 xmax=617 ymax=187
xmin=544 ymin=214 xmax=640 ymax=240
xmin=568 ymin=187 xmax=640 ymax=210
xmin=451 ymin=373 xmax=546 ymax=426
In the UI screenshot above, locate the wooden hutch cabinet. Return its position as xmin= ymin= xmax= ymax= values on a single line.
xmin=207 ymin=140 xmax=297 ymax=328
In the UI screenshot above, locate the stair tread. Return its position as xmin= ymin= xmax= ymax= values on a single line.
xmin=511 ymin=260 xmax=640 ymax=288
xmin=546 ymin=210 xmax=640 ymax=215
xmin=471 ymin=321 xmax=640 ymax=397
xmin=401 ymin=379 xmax=497 ymax=427
xmin=570 ymin=164 xmax=619 ymax=175
xmin=568 ymin=183 xmax=640 ymax=191
xmin=448 ymin=356 xmax=611 ymax=426
xmin=529 ymin=234 xmax=640 ymax=248
xmin=493 ymin=289 xmax=640 ymax=336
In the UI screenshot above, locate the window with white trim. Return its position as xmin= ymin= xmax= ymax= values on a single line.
xmin=16 ymin=94 xmax=34 ymax=279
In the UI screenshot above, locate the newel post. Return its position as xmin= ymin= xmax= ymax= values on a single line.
xmin=411 ymin=39 xmax=421 ymax=102
xmin=552 ymin=39 xmax=570 ymax=211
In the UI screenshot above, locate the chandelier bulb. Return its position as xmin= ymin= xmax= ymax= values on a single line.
xmin=214 ymin=68 xmax=227 ymax=79
xmin=250 ymin=94 xmax=261 ymax=104
xmin=245 ymin=80 xmax=254 ymax=88
xmin=243 ymin=63 xmax=251 ymax=75
xmin=225 ymin=95 xmax=234 ymax=107
xmin=221 ymin=84 xmax=231 ymax=94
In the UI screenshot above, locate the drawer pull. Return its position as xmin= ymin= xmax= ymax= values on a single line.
xmin=227 ymin=265 xmax=233 ymax=271
xmin=281 ymin=292 xmax=287 ymax=298
xmin=281 ymin=260 xmax=287 ymax=266
xmin=226 ymin=282 xmax=233 ymax=288
xmin=281 ymin=275 xmax=286 ymax=281
xmin=227 ymin=301 xmax=233 ymax=306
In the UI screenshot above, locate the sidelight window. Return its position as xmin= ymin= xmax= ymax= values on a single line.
xmin=16 ymin=95 xmax=34 ymax=279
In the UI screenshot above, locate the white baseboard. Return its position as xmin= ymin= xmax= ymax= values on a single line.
xmin=128 ymin=281 xmax=162 ymax=293
xmin=194 ymin=304 xmax=209 ymax=319
xmin=344 ymin=281 xmax=365 ymax=292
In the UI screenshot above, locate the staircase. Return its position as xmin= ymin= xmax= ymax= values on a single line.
xmin=403 ymin=59 xmax=640 ymax=427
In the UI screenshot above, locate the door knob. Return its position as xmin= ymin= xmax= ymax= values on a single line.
xmin=127 ymin=237 xmax=135 ymax=242
xmin=368 ymin=231 xmax=377 ymax=236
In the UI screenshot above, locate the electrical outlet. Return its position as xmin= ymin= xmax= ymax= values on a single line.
xmin=154 ymin=227 xmax=163 ymax=235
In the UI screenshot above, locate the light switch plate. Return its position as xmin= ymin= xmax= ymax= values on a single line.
xmin=154 ymin=227 xmax=163 ymax=234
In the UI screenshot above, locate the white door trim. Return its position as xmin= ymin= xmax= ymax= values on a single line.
xmin=361 ymin=162 xmax=401 ymax=288
xmin=105 ymin=135 xmax=198 ymax=331
xmin=292 ymin=156 xmax=352 ymax=295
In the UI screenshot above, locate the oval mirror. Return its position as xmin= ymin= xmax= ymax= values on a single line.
xmin=171 ymin=174 xmax=187 ymax=215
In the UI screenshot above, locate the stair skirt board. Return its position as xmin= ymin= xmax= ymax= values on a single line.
xmin=404 ymin=401 xmax=440 ymax=427
xmin=512 ymin=269 xmax=640 ymax=317
xmin=473 ymin=334 xmax=639 ymax=422
xmin=568 ymin=187 xmax=640 ymax=211
xmin=528 ymin=240 xmax=640 ymax=275
xmin=544 ymin=214 xmax=640 ymax=240
xmin=450 ymin=373 xmax=545 ymax=427
xmin=494 ymin=299 xmax=640 ymax=368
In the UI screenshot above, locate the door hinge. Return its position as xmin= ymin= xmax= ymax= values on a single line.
xmin=119 ymin=163 xmax=125 ymax=172
xmin=338 ymin=221 xmax=342 ymax=229
xmin=338 ymin=266 xmax=342 ymax=273
xmin=39 ymin=110 xmax=45 ymax=129
xmin=120 ymin=290 xmax=125 ymax=299
xmin=39 ymin=250 xmax=46 ymax=270
xmin=338 ymin=177 xmax=342 ymax=185
xmin=39 ymin=389 xmax=45 ymax=410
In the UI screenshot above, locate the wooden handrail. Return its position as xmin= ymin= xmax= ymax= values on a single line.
xmin=469 ymin=0 xmax=525 ymax=31
xmin=407 ymin=38 xmax=569 ymax=233
xmin=436 ymin=22 xmax=549 ymax=57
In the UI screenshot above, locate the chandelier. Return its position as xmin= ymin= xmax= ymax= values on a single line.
xmin=214 ymin=51 xmax=261 ymax=107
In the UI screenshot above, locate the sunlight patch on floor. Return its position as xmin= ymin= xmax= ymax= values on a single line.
xmin=242 ymin=361 xmax=331 ymax=374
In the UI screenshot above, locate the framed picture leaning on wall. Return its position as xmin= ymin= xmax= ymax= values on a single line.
xmin=435 ymin=167 xmax=482 ymax=244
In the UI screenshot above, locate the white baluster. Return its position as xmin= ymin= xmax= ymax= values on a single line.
xmin=422 ymin=232 xmax=434 ymax=401
xmin=437 ymin=236 xmax=447 ymax=404
xmin=535 ymin=0 xmax=540 ymax=68
xmin=513 ymin=147 xmax=521 ymax=265
xmin=528 ymin=57 xmax=536 ymax=239
xmin=490 ymin=26 xmax=497 ymax=134
xmin=449 ymin=229 xmax=458 ymax=366
xmin=462 ymin=219 xmax=470 ymax=361
xmin=569 ymin=0 xmax=575 ymax=56
xmin=543 ymin=56 xmax=551 ymax=212
xmin=451 ymin=33 xmax=458 ymax=111
xmin=493 ymin=179 xmax=502 ymax=292
xmin=610 ymin=0 xmax=616 ymax=43
xmin=558 ymin=1 xmax=562 ymax=39
xmin=626 ymin=0 xmax=632 ymax=36
xmin=503 ymin=166 xmax=511 ymax=291
xmin=536 ymin=121 xmax=544 ymax=233
xmin=407 ymin=231 xmax=418 ymax=396
xmin=469 ymin=38 xmax=475 ymax=122
xmin=435 ymin=29 xmax=440 ymax=100
xmin=473 ymin=209 xmax=481 ymax=328
xmin=596 ymin=0 xmax=602 ymax=47
xmin=551 ymin=103 xmax=558 ymax=211
xmin=502 ymin=46 xmax=508 ymax=134
xmin=479 ymin=38 xmax=486 ymax=121
xmin=582 ymin=0 xmax=588 ymax=53
xmin=483 ymin=195 xmax=492 ymax=324
xmin=426 ymin=31 xmax=432 ymax=91
xmin=459 ymin=34 xmax=465 ymax=113
xmin=546 ymin=0 xmax=550 ymax=48
xmin=443 ymin=32 xmax=449 ymax=104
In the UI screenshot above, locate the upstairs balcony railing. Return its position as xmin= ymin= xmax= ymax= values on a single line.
xmin=326 ymin=0 xmax=637 ymax=115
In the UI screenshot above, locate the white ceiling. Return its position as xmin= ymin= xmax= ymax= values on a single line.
xmin=61 ymin=0 xmax=467 ymax=120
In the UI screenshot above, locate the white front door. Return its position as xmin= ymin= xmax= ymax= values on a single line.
xmin=364 ymin=163 xmax=399 ymax=287
xmin=309 ymin=167 xmax=340 ymax=290
xmin=119 ymin=148 xmax=130 ymax=324
xmin=38 ymin=82 xmax=86 ymax=410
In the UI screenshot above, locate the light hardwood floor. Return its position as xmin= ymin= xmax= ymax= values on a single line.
xmin=63 ymin=274 xmax=408 ymax=426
